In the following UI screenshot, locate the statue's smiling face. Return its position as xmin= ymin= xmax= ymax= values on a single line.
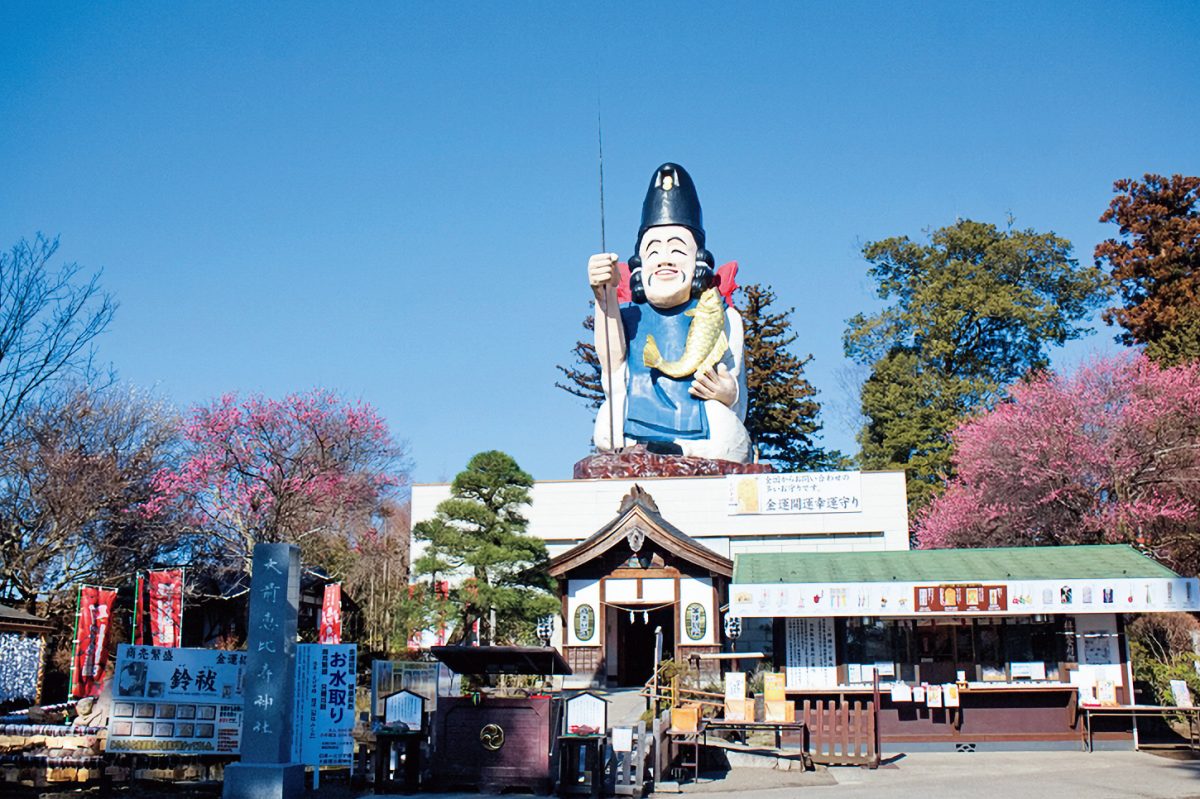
xmin=639 ymin=225 xmax=696 ymax=308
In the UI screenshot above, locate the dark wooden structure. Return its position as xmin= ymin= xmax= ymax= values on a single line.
xmin=428 ymin=646 xmax=571 ymax=794
xmin=785 ymin=684 xmax=1126 ymax=751
xmin=549 ymin=486 xmax=733 ymax=686
xmin=373 ymin=730 xmax=422 ymax=794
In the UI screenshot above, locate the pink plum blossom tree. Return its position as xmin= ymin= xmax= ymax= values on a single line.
xmin=144 ymin=389 xmax=408 ymax=576
xmin=916 ymin=355 xmax=1200 ymax=574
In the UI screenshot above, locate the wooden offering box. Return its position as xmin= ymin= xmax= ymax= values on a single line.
xmin=429 ymin=646 xmax=572 ymax=794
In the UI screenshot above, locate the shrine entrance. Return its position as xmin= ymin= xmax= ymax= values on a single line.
xmin=614 ymin=605 xmax=675 ymax=686
xmin=548 ymin=485 xmax=732 ymax=687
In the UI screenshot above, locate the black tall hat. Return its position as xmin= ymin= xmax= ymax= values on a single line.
xmin=637 ymin=163 xmax=704 ymax=243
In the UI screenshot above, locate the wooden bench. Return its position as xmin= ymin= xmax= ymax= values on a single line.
xmin=1080 ymin=705 xmax=1200 ymax=752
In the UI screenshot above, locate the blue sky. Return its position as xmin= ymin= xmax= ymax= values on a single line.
xmin=2 ymin=2 xmax=1198 ymax=484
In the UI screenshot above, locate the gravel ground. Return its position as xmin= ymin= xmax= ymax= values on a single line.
xmin=16 ymin=750 xmax=1200 ymax=799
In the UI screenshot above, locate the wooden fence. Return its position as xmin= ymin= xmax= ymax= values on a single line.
xmin=799 ymin=698 xmax=880 ymax=768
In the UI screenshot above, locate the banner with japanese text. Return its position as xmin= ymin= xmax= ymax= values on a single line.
xmin=113 ymin=644 xmax=245 ymax=702
xmin=147 ymin=569 xmax=184 ymax=648
xmin=292 ymin=643 xmax=357 ymax=767
xmin=135 ymin=573 xmax=145 ymax=646
xmin=71 ymin=585 xmax=117 ymax=698
xmin=107 ymin=645 xmax=245 ymax=755
xmin=318 ymin=583 xmax=342 ymax=644
xmin=727 ymin=471 xmax=863 ymax=515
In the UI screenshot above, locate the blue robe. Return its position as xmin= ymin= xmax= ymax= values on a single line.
xmin=621 ymin=300 xmax=709 ymax=441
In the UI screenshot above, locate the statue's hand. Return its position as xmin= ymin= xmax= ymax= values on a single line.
xmin=689 ymin=363 xmax=737 ymax=407
xmin=588 ymin=253 xmax=621 ymax=296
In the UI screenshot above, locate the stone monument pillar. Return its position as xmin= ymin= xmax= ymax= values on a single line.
xmin=223 ymin=543 xmax=305 ymax=799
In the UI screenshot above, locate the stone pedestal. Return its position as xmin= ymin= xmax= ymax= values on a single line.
xmin=222 ymin=762 xmax=304 ymax=799
xmin=574 ymin=446 xmax=774 ymax=479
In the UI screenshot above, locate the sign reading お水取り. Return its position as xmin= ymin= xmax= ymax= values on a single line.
xmin=292 ymin=643 xmax=357 ymax=767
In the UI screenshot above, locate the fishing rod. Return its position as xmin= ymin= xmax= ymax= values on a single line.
xmin=597 ymin=106 xmax=620 ymax=454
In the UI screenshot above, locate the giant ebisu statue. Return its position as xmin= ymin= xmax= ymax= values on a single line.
xmin=588 ymin=163 xmax=752 ymax=465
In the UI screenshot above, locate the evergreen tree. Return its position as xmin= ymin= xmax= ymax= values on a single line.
xmin=1096 ymin=173 xmax=1200 ymax=366
xmin=411 ymin=451 xmax=558 ymax=645
xmin=737 ymin=283 xmax=833 ymax=470
xmin=845 ymin=218 xmax=1109 ymax=511
xmin=555 ymin=312 xmax=604 ymax=409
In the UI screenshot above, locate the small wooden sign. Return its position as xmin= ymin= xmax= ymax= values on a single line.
xmin=384 ymin=689 xmax=425 ymax=729
xmin=565 ymin=691 xmax=607 ymax=735
xmin=763 ymin=673 xmax=786 ymax=702
xmin=1171 ymin=679 xmax=1192 ymax=708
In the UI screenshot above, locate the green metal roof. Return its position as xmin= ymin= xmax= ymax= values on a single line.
xmin=733 ymin=545 xmax=1181 ymax=584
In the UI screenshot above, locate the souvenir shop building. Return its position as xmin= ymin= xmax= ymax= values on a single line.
xmin=730 ymin=545 xmax=1200 ymax=750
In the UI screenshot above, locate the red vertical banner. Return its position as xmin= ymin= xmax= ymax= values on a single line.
xmin=134 ymin=573 xmax=145 ymax=645
xmin=71 ymin=585 xmax=118 ymax=698
xmin=436 ymin=580 xmax=450 ymax=646
xmin=147 ymin=569 xmax=184 ymax=648
xmin=319 ymin=583 xmax=342 ymax=644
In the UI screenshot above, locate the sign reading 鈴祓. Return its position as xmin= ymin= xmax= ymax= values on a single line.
xmin=727 ymin=472 xmax=862 ymax=515
xmin=292 ymin=643 xmax=357 ymax=768
xmin=114 ymin=645 xmax=245 ymax=701
xmin=107 ymin=645 xmax=246 ymax=755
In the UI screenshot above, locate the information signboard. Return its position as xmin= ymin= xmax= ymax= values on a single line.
xmin=292 ymin=643 xmax=357 ymax=768
xmin=107 ymin=699 xmax=243 ymax=754
xmin=107 ymin=645 xmax=246 ymax=755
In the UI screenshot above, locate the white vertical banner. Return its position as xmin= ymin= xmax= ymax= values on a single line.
xmin=292 ymin=644 xmax=357 ymax=767
xmin=785 ymin=618 xmax=837 ymax=689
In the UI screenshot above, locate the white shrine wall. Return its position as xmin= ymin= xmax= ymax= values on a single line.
xmin=410 ymin=470 xmax=910 ymax=560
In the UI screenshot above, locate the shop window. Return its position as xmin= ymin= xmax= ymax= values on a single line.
xmin=844 ymin=618 xmax=895 ymax=682
xmin=893 ymin=622 xmax=918 ymax=682
xmin=1004 ymin=617 xmax=1063 ymax=681
xmin=975 ymin=622 xmax=1005 ymax=681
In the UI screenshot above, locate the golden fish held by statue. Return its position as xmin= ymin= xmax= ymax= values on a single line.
xmin=643 ymin=287 xmax=729 ymax=378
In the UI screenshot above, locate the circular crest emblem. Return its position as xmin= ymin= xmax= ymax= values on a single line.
xmin=480 ymin=723 xmax=505 ymax=751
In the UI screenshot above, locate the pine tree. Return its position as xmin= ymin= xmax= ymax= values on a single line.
xmin=554 ymin=312 xmax=604 ymax=409
xmin=737 ymin=283 xmax=832 ymax=470
xmin=411 ymin=451 xmax=558 ymax=645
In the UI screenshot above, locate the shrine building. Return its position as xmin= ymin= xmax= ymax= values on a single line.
xmin=411 ymin=469 xmax=908 ymax=686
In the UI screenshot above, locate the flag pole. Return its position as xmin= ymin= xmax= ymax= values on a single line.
xmin=68 ymin=584 xmax=82 ymax=699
